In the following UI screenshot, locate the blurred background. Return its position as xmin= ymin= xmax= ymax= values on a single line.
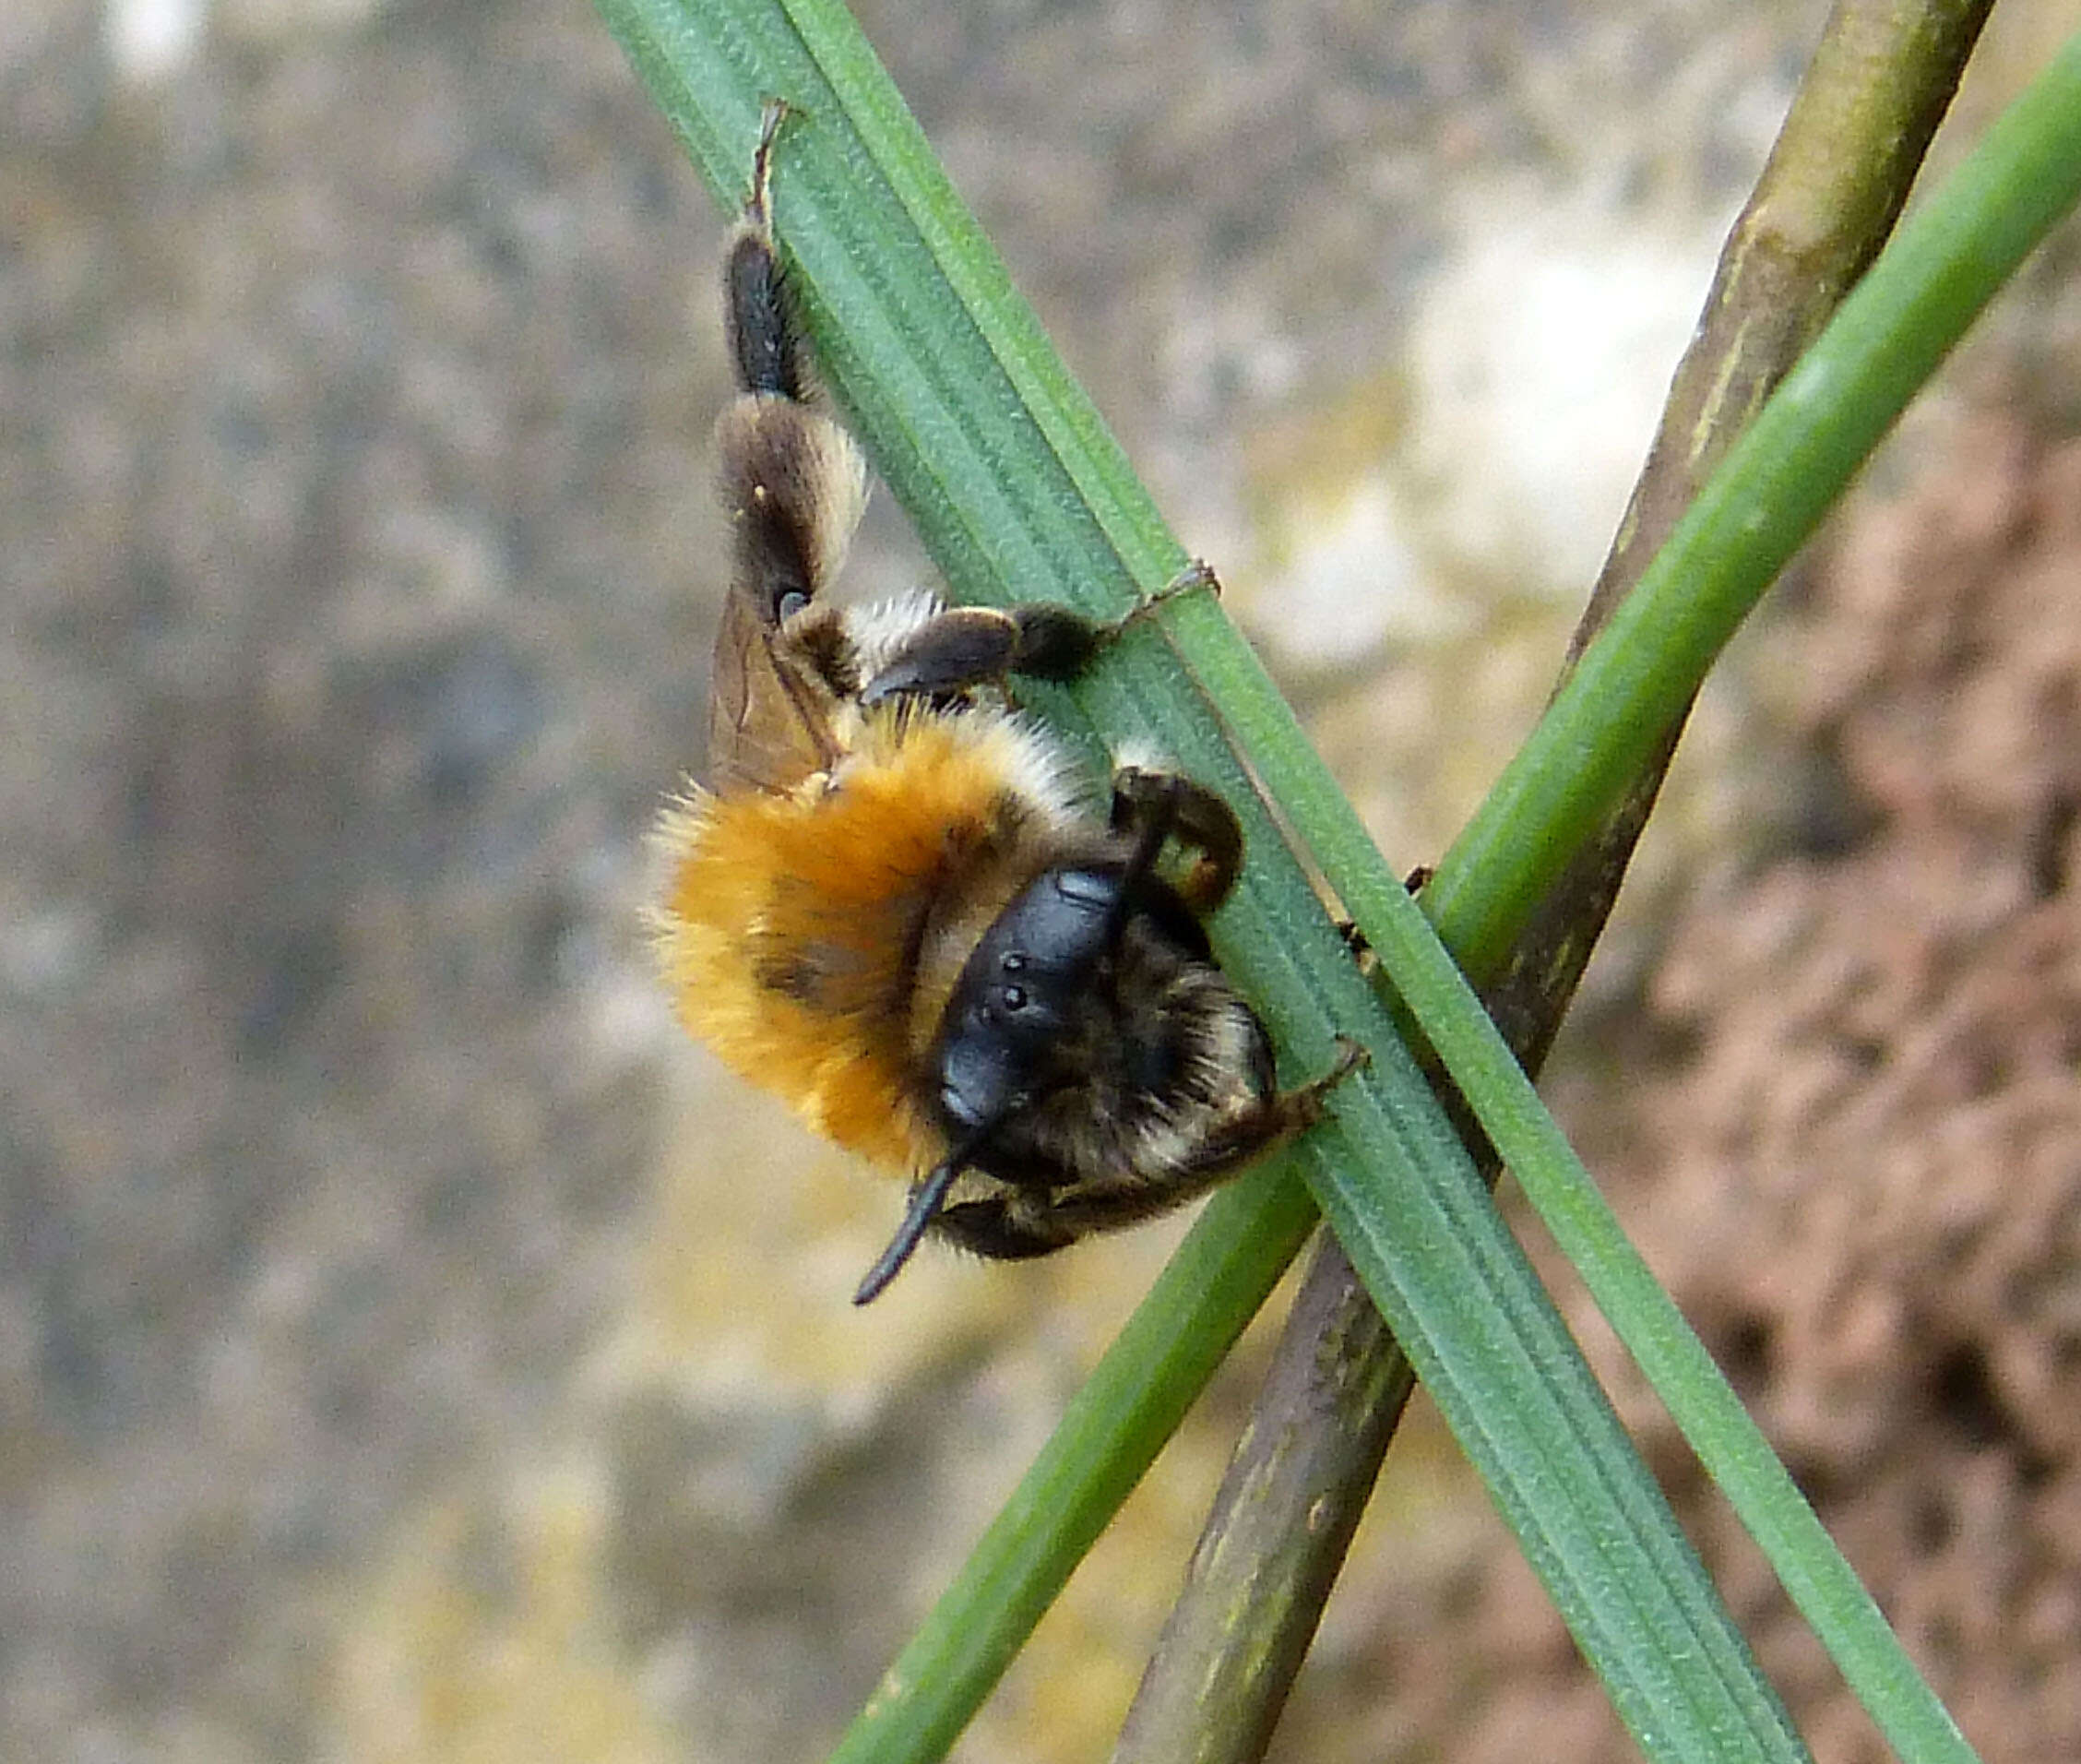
xmin=6 ymin=0 xmax=2081 ymax=1758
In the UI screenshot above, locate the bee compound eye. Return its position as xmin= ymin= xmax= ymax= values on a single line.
xmin=775 ymin=588 xmax=809 ymax=621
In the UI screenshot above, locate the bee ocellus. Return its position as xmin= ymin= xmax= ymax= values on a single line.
xmin=652 ymin=105 xmax=1362 ymax=1304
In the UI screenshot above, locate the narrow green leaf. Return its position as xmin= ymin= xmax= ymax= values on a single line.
xmin=838 ymin=1171 xmax=1319 ymax=1763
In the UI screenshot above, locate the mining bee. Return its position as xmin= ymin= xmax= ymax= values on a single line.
xmin=652 ymin=104 xmax=1362 ymax=1303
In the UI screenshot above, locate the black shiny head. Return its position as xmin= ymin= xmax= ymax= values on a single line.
xmin=852 ymin=864 xmax=1139 ymax=1306
xmin=934 ymin=866 xmax=1127 ymax=1134
xmin=846 ymin=822 xmax=1337 ymax=1305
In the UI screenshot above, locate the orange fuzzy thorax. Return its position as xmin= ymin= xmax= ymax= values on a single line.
xmin=653 ymin=710 xmax=1068 ymax=1176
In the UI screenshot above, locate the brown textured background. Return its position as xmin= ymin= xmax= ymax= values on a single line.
xmin=6 ymin=0 xmax=2080 ymax=1758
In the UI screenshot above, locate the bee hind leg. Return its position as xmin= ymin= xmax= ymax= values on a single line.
xmin=724 ymin=101 xmax=811 ymax=402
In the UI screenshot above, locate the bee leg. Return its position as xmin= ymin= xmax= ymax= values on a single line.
xmin=927 ymin=1193 xmax=1079 ymax=1261
xmin=1096 ymin=557 xmax=1222 ymax=641
xmin=1335 ymin=917 xmax=1382 ymax=978
xmin=930 ymin=1037 xmax=1369 ymax=1259
xmin=1012 ymin=559 xmax=1223 ymax=669
xmin=931 ymin=1175 xmax=1231 ymax=1261
xmin=1186 ymin=1033 xmax=1369 ymax=1168
xmin=746 ymin=97 xmax=790 ymax=230
xmin=713 ymin=101 xmax=871 ymax=626
xmin=852 ymin=597 xmax=1124 ymax=703
xmin=855 ymin=607 xmax=1024 ymax=705
xmin=724 ymin=101 xmax=812 ymax=402
xmin=1109 ymin=765 xmax=1246 ymax=916
xmin=999 ymin=561 xmax=1222 ymax=673
xmin=859 ymin=563 xmax=1225 ymax=704
xmin=1332 ymin=856 xmax=1436 ymax=976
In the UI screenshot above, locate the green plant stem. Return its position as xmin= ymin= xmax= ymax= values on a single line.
xmin=1429 ymin=20 xmax=2081 ymax=976
xmin=1111 ymin=1231 xmax=1415 ymax=1764
xmin=1116 ymin=5 xmax=1999 ymax=1758
xmin=839 ymin=1169 xmax=1321 ymax=1763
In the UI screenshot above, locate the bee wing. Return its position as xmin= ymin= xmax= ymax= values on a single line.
xmin=704 ymin=580 xmax=844 ymax=794
xmin=703 ymin=394 xmax=868 ymax=793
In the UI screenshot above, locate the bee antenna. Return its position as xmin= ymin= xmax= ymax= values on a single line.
xmin=852 ymin=1148 xmax=971 ymax=1305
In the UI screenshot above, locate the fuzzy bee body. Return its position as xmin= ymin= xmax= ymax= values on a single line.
xmin=652 ymin=107 xmax=1359 ymax=1302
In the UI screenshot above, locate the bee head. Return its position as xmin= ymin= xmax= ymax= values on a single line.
xmin=933 ymin=866 xmax=1127 ymax=1132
